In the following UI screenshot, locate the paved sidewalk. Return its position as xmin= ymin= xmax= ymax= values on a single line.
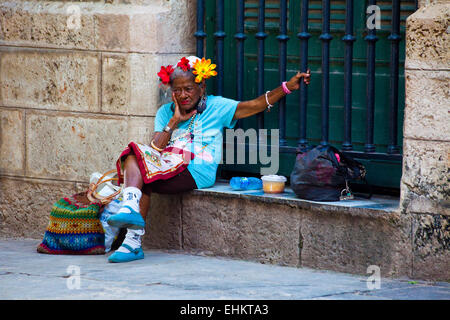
xmin=0 ymin=239 xmax=449 ymax=300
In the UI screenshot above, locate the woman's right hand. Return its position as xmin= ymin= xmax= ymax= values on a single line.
xmin=286 ymin=69 xmax=311 ymax=91
xmin=171 ymin=92 xmax=197 ymax=125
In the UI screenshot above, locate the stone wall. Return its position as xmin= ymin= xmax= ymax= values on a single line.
xmin=401 ymin=1 xmax=449 ymax=279
xmin=0 ymin=0 xmax=196 ymax=237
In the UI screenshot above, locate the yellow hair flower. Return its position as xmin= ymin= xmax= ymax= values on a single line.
xmin=192 ymin=58 xmax=217 ymax=83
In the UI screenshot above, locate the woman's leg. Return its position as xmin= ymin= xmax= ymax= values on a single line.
xmin=107 ymin=154 xmax=146 ymax=230
xmin=124 ymin=154 xmax=151 ymax=220
xmin=123 ymin=154 xmax=143 ymax=190
xmin=139 ymin=192 xmax=151 ymax=221
xmin=108 ymin=168 xmax=195 ymax=263
xmin=107 ymin=154 xmax=147 ymax=263
xmin=123 ymin=153 xmax=151 ymax=220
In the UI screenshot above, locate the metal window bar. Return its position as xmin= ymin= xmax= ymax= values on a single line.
xmin=364 ymin=0 xmax=378 ymax=153
xmin=214 ymin=0 xmax=226 ymax=96
xmin=194 ymin=0 xmax=206 ymax=57
xmin=277 ymin=0 xmax=289 ymax=147
xmin=235 ymin=0 xmax=247 ymax=130
xmin=235 ymin=0 xmax=246 ymax=102
xmin=297 ymin=0 xmax=311 ymax=150
xmin=319 ymin=0 xmax=333 ymax=147
xmin=256 ymin=0 xmax=267 ymax=130
xmin=342 ymin=0 xmax=356 ymax=151
xmin=388 ymin=0 xmax=401 ymax=154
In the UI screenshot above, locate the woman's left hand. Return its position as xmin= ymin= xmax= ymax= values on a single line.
xmin=286 ymin=69 xmax=311 ymax=91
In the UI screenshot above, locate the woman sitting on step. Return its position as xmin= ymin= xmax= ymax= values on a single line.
xmin=107 ymin=56 xmax=311 ymax=263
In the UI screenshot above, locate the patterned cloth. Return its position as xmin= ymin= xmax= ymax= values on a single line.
xmin=37 ymin=193 xmax=105 ymax=255
xmin=116 ymin=143 xmax=194 ymax=185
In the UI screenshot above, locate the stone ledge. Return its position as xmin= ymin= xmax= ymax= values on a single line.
xmin=192 ymin=181 xmax=400 ymax=215
xmin=179 ymin=183 xmax=449 ymax=280
xmin=180 ymin=184 xmax=411 ymax=279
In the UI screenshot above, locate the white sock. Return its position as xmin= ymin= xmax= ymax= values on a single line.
xmin=120 ymin=187 xmax=142 ymax=213
xmin=117 ymin=228 xmax=145 ymax=253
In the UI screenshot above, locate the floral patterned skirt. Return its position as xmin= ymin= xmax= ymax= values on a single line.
xmin=116 ymin=142 xmax=194 ymax=185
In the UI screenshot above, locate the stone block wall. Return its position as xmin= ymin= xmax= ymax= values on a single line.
xmin=401 ymin=1 xmax=449 ymax=280
xmin=0 ymin=0 xmax=196 ymax=238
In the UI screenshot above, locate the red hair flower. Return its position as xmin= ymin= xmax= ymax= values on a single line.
xmin=177 ymin=57 xmax=191 ymax=72
xmin=157 ymin=65 xmax=174 ymax=85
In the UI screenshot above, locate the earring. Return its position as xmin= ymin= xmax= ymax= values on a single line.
xmin=197 ymin=94 xmax=207 ymax=114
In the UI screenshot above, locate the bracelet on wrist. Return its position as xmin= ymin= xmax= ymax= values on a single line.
xmin=265 ymin=91 xmax=273 ymax=112
xmin=282 ymin=81 xmax=292 ymax=94
xmin=151 ymin=140 xmax=164 ymax=152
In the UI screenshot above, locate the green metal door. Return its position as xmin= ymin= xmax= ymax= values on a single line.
xmin=204 ymin=1 xmax=416 ymax=191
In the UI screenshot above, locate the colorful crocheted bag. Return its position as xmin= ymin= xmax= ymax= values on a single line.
xmin=37 ymin=193 xmax=106 ymax=255
xmin=37 ymin=170 xmax=122 ymax=255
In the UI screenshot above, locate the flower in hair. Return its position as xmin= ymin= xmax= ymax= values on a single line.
xmin=192 ymin=58 xmax=217 ymax=83
xmin=157 ymin=65 xmax=174 ymax=85
xmin=177 ymin=57 xmax=191 ymax=72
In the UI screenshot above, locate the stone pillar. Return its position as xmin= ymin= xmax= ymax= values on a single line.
xmin=401 ymin=1 xmax=449 ymax=279
xmin=0 ymin=0 xmax=195 ymax=247
xmin=418 ymin=0 xmax=450 ymax=8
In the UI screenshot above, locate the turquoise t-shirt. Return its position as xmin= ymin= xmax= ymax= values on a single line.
xmin=154 ymin=95 xmax=239 ymax=189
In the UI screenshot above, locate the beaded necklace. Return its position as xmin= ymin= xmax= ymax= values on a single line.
xmin=169 ymin=113 xmax=197 ymax=144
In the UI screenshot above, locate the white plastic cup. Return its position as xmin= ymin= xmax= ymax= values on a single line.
xmin=261 ymin=175 xmax=287 ymax=194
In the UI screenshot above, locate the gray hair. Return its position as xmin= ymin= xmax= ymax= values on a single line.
xmin=169 ymin=67 xmax=197 ymax=84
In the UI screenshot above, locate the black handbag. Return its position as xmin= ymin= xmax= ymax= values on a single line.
xmin=290 ymin=145 xmax=371 ymax=201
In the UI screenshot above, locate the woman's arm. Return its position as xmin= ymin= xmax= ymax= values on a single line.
xmin=150 ymin=118 xmax=179 ymax=151
xmin=233 ymin=70 xmax=311 ymax=120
